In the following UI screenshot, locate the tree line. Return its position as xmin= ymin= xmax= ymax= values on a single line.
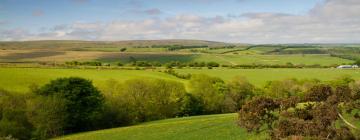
xmin=62 ymin=60 xmax=356 ymax=69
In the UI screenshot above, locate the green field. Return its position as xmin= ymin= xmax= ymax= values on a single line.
xmin=0 ymin=68 xmax=182 ymax=92
xmin=1 ymin=67 xmax=360 ymax=93
xmin=176 ymin=68 xmax=360 ymax=86
xmin=55 ymin=113 xmax=265 ymax=140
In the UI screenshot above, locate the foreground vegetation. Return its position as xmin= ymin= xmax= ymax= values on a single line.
xmin=1 ymin=73 xmax=360 ymax=139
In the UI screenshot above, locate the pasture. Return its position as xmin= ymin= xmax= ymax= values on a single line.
xmin=1 ymin=67 xmax=360 ymax=93
xmin=55 ymin=113 xmax=266 ymax=140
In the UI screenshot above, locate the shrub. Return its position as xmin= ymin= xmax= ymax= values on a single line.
xmin=0 ymin=90 xmax=32 ymax=140
xmin=178 ymin=94 xmax=204 ymax=116
xmin=189 ymin=75 xmax=227 ymax=114
xmin=27 ymin=95 xmax=67 ymax=139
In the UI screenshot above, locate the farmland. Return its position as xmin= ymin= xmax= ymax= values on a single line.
xmin=1 ymin=67 xmax=360 ymax=93
xmin=1 ymin=40 xmax=360 ymax=140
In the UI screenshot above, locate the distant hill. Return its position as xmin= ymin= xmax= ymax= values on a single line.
xmin=0 ymin=39 xmax=243 ymax=50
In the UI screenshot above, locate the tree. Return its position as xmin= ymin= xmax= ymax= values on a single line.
xmin=120 ymin=48 xmax=127 ymax=52
xmin=178 ymin=93 xmax=204 ymax=116
xmin=189 ymin=74 xmax=227 ymax=114
xmin=227 ymin=76 xmax=255 ymax=111
xmin=36 ymin=77 xmax=104 ymax=133
xmin=120 ymin=79 xmax=186 ymax=122
xmin=354 ymin=59 xmax=360 ymax=66
xmin=0 ymin=90 xmax=33 ymax=140
xmin=27 ymin=95 xmax=67 ymax=139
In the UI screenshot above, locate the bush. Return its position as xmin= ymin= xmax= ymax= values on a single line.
xmin=35 ymin=77 xmax=104 ymax=133
xmin=0 ymin=90 xmax=32 ymax=140
xmin=226 ymin=76 xmax=255 ymax=111
xmin=27 ymin=95 xmax=67 ymax=139
xmin=178 ymin=94 xmax=204 ymax=116
xmin=189 ymin=75 xmax=227 ymax=114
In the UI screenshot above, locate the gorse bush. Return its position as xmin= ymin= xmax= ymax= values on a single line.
xmin=238 ymin=76 xmax=360 ymax=139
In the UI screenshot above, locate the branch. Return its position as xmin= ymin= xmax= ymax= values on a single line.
xmin=338 ymin=113 xmax=358 ymax=130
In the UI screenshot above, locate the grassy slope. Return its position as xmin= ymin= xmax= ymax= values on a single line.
xmin=0 ymin=68 xmax=183 ymax=93
xmin=55 ymin=113 xmax=266 ymax=140
xmin=1 ymin=68 xmax=360 ymax=93
xmin=177 ymin=68 xmax=360 ymax=86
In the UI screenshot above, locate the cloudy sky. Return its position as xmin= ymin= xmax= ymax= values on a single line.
xmin=0 ymin=0 xmax=359 ymax=43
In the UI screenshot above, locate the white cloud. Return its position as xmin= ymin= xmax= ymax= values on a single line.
xmin=1 ymin=0 xmax=360 ymax=43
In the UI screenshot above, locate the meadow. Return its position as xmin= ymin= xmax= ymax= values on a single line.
xmin=1 ymin=67 xmax=360 ymax=93
xmin=55 ymin=113 xmax=266 ymax=140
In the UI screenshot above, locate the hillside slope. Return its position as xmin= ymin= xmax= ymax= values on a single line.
xmin=54 ymin=113 xmax=266 ymax=140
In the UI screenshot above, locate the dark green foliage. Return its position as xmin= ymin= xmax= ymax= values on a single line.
xmin=120 ymin=48 xmax=127 ymax=52
xmin=0 ymin=90 xmax=33 ymax=140
xmin=65 ymin=61 xmax=102 ymax=66
xmin=354 ymin=59 xmax=360 ymax=65
xmin=116 ymin=62 xmax=123 ymax=66
xmin=178 ymin=94 xmax=204 ymax=116
xmin=206 ymin=62 xmax=219 ymax=67
xmin=35 ymin=77 xmax=104 ymax=133
xmin=27 ymin=95 xmax=67 ymax=139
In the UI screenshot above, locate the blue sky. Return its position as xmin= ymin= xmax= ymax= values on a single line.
xmin=1 ymin=0 xmax=359 ymax=43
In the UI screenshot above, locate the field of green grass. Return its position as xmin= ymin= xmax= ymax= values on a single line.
xmin=0 ymin=68 xmax=183 ymax=93
xmin=1 ymin=67 xmax=360 ymax=93
xmin=55 ymin=113 xmax=266 ymax=140
xmin=176 ymin=68 xmax=360 ymax=86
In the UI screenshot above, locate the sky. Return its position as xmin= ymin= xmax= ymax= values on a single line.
xmin=0 ymin=0 xmax=360 ymax=43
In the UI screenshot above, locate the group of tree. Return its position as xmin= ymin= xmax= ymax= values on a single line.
xmin=238 ymin=76 xmax=360 ymax=139
xmin=0 ymin=75 xmax=256 ymax=139
xmin=151 ymin=45 xmax=208 ymax=51
xmin=0 ymin=77 xmax=103 ymax=140
xmin=65 ymin=61 xmax=103 ymax=66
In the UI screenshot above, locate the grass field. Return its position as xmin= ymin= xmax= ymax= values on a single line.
xmin=55 ymin=113 xmax=266 ymax=140
xmin=0 ymin=68 xmax=182 ymax=93
xmin=176 ymin=68 xmax=360 ymax=86
xmin=1 ymin=67 xmax=360 ymax=93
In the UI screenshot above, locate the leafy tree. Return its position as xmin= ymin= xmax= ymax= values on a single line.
xmin=0 ymin=90 xmax=33 ymax=140
xmin=354 ymin=59 xmax=360 ymax=66
xmin=264 ymin=79 xmax=302 ymax=98
xmin=120 ymin=48 xmax=127 ymax=52
xmin=178 ymin=93 xmax=204 ymax=116
xmin=35 ymin=77 xmax=104 ymax=133
xmin=189 ymin=74 xmax=227 ymax=113
xmin=227 ymin=76 xmax=255 ymax=111
xmin=120 ymin=79 xmax=186 ymax=122
xmin=27 ymin=95 xmax=67 ymax=139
